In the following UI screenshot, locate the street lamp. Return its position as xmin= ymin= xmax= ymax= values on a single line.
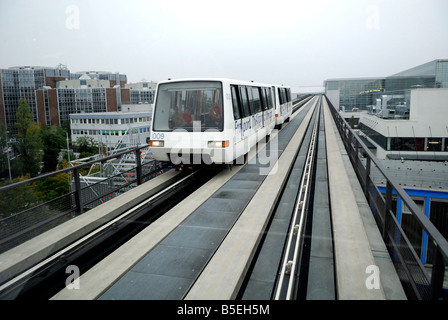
xmin=6 ymin=131 xmax=12 ymax=181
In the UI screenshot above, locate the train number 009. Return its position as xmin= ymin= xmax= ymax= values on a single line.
xmin=152 ymin=133 xmax=165 ymax=140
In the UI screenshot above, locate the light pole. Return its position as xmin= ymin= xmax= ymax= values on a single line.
xmin=6 ymin=131 xmax=12 ymax=181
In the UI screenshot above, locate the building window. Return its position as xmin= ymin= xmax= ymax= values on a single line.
xmin=359 ymin=123 xmax=388 ymax=150
xmin=390 ymin=137 xmax=425 ymax=151
xmin=427 ymin=138 xmax=443 ymax=151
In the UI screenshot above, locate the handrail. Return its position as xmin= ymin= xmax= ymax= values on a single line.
xmin=324 ymin=95 xmax=448 ymax=300
xmin=0 ymin=144 xmax=150 ymax=192
xmin=0 ymin=144 xmax=164 ymax=253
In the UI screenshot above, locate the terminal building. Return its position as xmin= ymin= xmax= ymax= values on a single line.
xmin=325 ymin=59 xmax=448 ymax=161
xmin=358 ymin=88 xmax=448 ymax=161
xmin=325 ymin=59 xmax=448 ymax=111
xmin=325 ymin=59 xmax=448 ymax=267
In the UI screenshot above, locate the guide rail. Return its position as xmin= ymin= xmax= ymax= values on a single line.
xmin=274 ymin=101 xmax=320 ymax=300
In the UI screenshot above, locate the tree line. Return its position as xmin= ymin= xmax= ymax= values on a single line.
xmin=0 ymin=98 xmax=100 ymax=179
xmin=0 ymin=98 xmax=99 ymax=218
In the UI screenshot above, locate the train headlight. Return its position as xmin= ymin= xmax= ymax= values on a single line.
xmin=149 ymin=140 xmax=164 ymax=147
xmin=207 ymin=140 xmax=229 ymax=148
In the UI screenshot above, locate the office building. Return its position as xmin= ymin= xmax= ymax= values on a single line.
xmin=0 ymin=65 xmax=70 ymax=132
xmin=70 ymin=106 xmax=152 ymax=150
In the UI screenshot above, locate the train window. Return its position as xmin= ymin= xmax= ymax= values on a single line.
xmin=231 ymin=85 xmax=241 ymax=120
xmin=153 ymin=81 xmax=223 ymax=131
xmin=239 ymin=86 xmax=251 ymax=118
xmin=277 ymin=88 xmax=283 ymax=105
xmin=246 ymin=87 xmax=254 ymax=114
xmin=266 ymin=88 xmax=273 ymax=109
xmin=251 ymin=87 xmax=262 ymax=113
xmin=286 ymin=88 xmax=291 ymax=102
xmin=278 ymin=88 xmax=287 ymax=105
xmin=271 ymin=86 xmax=277 ymax=107
xmin=261 ymin=87 xmax=272 ymax=111
xmin=259 ymin=88 xmax=267 ymax=111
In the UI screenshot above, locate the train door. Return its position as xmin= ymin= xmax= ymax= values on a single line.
xmin=286 ymin=87 xmax=292 ymax=114
xmin=261 ymin=87 xmax=275 ymax=135
xmin=272 ymin=86 xmax=279 ymax=117
xmin=278 ymin=87 xmax=286 ymax=117
xmin=230 ymin=85 xmax=243 ymax=145
xmin=238 ymin=86 xmax=253 ymax=153
xmin=250 ymin=87 xmax=263 ymax=131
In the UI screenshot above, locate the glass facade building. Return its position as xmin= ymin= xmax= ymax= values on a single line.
xmin=385 ymin=59 xmax=448 ymax=92
xmin=325 ymin=59 xmax=448 ymax=110
xmin=57 ymin=88 xmax=108 ymax=124
xmin=0 ymin=66 xmax=134 ymax=131
xmin=130 ymin=89 xmax=154 ymax=105
xmin=325 ymin=78 xmax=384 ymax=110
xmin=0 ymin=66 xmax=69 ymax=133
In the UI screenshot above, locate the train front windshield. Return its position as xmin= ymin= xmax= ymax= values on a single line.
xmin=153 ymin=81 xmax=223 ymax=132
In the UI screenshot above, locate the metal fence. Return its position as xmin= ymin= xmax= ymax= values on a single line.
xmin=325 ymin=96 xmax=448 ymax=300
xmin=0 ymin=145 xmax=165 ymax=254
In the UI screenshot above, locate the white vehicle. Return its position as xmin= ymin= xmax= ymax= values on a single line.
xmin=272 ymin=84 xmax=292 ymax=127
xmin=149 ymin=78 xmax=289 ymax=166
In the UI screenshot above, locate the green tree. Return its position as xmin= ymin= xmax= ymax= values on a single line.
xmin=34 ymin=172 xmax=70 ymax=202
xmin=0 ymin=175 xmax=41 ymax=218
xmin=348 ymin=116 xmax=356 ymax=129
xmin=16 ymin=98 xmax=33 ymax=137
xmin=16 ymin=98 xmax=43 ymax=177
xmin=73 ymin=136 xmax=98 ymax=158
xmin=41 ymin=125 xmax=66 ymax=173
xmin=60 ymin=119 xmax=71 ymax=135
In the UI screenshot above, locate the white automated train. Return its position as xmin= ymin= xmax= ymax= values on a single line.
xmin=149 ymin=78 xmax=292 ymax=166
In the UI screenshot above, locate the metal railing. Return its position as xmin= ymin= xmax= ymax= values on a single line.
xmin=0 ymin=145 xmax=165 ymax=254
xmin=325 ymin=96 xmax=448 ymax=300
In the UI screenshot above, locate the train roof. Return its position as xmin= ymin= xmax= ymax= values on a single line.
xmin=156 ymin=78 xmax=290 ymax=88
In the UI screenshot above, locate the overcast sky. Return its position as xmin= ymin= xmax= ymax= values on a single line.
xmin=1 ymin=0 xmax=447 ymax=91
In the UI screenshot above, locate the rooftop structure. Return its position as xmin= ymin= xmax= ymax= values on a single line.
xmin=358 ymin=88 xmax=448 ymax=160
xmin=125 ymin=81 xmax=157 ymax=90
xmin=57 ymin=74 xmax=111 ymax=89
xmin=71 ymin=71 xmax=127 ymax=88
